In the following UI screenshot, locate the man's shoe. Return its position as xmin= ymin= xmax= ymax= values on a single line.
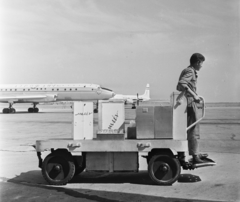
xmin=193 ymin=155 xmax=205 ymax=164
xmin=178 ymin=156 xmax=186 ymax=162
xmin=178 ymin=152 xmax=186 ymax=163
xmin=199 ymin=153 xmax=208 ymax=159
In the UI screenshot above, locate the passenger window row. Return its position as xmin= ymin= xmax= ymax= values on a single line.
xmin=0 ymin=88 xmax=81 ymax=91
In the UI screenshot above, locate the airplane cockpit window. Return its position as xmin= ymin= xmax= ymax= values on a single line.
xmin=101 ymin=87 xmax=112 ymax=92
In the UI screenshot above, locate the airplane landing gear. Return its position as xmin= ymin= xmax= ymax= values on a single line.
xmin=131 ymin=104 xmax=136 ymax=109
xmin=28 ymin=103 xmax=39 ymax=113
xmin=2 ymin=103 xmax=16 ymax=114
xmin=94 ymin=101 xmax=99 ymax=113
xmin=28 ymin=108 xmax=39 ymax=113
xmin=3 ymin=108 xmax=10 ymax=113
xmin=10 ymin=108 xmax=16 ymax=113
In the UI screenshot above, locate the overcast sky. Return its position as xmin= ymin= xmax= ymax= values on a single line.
xmin=0 ymin=0 xmax=239 ymax=102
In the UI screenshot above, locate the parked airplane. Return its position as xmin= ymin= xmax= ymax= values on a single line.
xmin=0 ymin=84 xmax=115 ymax=113
xmin=109 ymin=84 xmax=150 ymax=109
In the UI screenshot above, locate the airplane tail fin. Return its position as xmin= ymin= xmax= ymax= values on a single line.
xmin=142 ymin=84 xmax=150 ymax=99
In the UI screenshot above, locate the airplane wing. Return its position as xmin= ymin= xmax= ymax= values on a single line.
xmin=0 ymin=94 xmax=57 ymax=102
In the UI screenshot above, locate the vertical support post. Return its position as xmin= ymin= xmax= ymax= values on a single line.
xmin=171 ymin=92 xmax=187 ymax=140
xmin=108 ymin=153 xmax=114 ymax=172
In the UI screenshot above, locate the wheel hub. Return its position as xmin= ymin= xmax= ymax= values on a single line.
xmin=54 ymin=165 xmax=61 ymax=172
xmin=160 ymin=165 xmax=168 ymax=172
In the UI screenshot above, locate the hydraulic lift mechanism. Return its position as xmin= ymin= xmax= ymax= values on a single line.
xmin=35 ymin=92 xmax=216 ymax=186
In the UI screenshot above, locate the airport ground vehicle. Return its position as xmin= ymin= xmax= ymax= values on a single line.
xmin=35 ymin=92 xmax=215 ymax=186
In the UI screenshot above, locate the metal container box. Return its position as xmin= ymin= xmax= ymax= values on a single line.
xmin=136 ymin=105 xmax=173 ymax=139
xmin=136 ymin=92 xmax=188 ymax=140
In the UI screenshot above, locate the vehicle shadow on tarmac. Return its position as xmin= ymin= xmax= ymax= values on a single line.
xmin=3 ymin=171 xmax=204 ymax=202
xmin=7 ymin=170 xmax=201 ymax=186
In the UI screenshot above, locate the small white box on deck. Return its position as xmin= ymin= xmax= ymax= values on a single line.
xmin=98 ymin=101 xmax=125 ymax=133
xmin=72 ymin=102 xmax=93 ymax=140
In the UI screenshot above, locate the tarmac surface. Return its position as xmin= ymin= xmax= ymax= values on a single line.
xmin=0 ymin=104 xmax=240 ymax=202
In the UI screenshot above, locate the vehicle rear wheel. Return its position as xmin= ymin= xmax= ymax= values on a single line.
xmin=42 ymin=151 xmax=75 ymax=185
xmin=148 ymin=155 xmax=181 ymax=185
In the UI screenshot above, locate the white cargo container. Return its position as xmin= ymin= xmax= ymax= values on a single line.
xmin=72 ymin=102 xmax=93 ymax=140
xmin=98 ymin=100 xmax=125 ymax=133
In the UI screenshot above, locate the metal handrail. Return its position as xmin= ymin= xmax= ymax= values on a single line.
xmin=186 ymin=96 xmax=205 ymax=131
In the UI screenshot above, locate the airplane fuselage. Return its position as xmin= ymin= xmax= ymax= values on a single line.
xmin=0 ymin=84 xmax=115 ymax=113
xmin=0 ymin=84 xmax=114 ymax=102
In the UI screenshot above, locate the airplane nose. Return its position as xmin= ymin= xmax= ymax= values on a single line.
xmin=112 ymin=92 xmax=116 ymax=97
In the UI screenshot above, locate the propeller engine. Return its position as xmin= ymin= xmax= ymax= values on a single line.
xmin=136 ymin=93 xmax=140 ymax=106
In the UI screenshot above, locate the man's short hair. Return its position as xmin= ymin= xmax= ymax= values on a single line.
xmin=190 ymin=53 xmax=205 ymax=65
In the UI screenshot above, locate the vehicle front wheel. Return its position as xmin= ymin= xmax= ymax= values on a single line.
xmin=148 ymin=155 xmax=181 ymax=185
xmin=42 ymin=151 xmax=75 ymax=185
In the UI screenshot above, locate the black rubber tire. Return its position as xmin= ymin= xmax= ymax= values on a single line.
xmin=73 ymin=154 xmax=86 ymax=176
xmin=28 ymin=108 xmax=33 ymax=113
xmin=42 ymin=151 xmax=75 ymax=185
xmin=10 ymin=108 xmax=16 ymax=113
xmin=34 ymin=108 xmax=39 ymax=113
xmin=148 ymin=155 xmax=181 ymax=185
xmin=3 ymin=108 xmax=9 ymax=113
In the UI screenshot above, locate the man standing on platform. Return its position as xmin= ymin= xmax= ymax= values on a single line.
xmin=177 ymin=53 xmax=206 ymax=164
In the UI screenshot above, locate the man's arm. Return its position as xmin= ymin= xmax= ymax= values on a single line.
xmin=177 ymin=68 xmax=201 ymax=102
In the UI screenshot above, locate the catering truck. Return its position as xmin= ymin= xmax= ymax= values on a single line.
xmin=35 ymin=92 xmax=215 ymax=186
